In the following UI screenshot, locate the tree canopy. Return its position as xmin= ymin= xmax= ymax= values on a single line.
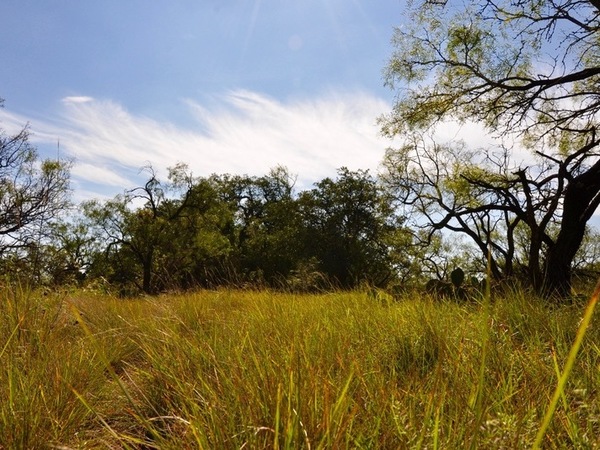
xmin=0 ymin=108 xmax=411 ymax=295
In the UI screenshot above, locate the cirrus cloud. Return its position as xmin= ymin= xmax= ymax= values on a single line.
xmin=1 ymin=89 xmax=505 ymax=205
xmin=62 ymin=96 xmax=95 ymax=104
xmin=2 ymin=89 xmax=398 ymax=201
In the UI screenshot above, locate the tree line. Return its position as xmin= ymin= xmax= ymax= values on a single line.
xmin=75 ymin=164 xmax=412 ymax=294
xmin=0 ymin=130 xmax=418 ymax=294
xmin=1 ymin=118 xmax=599 ymax=298
xmin=3 ymin=0 xmax=600 ymax=300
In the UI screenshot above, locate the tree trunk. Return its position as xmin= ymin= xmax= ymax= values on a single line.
xmin=543 ymin=163 xmax=600 ymax=298
xmin=543 ymin=228 xmax=584 ymax=298
xmin=142 ymin=249 xmax=154 ymax=294
xmin=527 ymin=227 xmax=545 ymax=293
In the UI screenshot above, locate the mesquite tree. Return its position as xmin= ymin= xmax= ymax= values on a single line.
xmin=380 ymin=0 xmax=600 ymax=298
xmin=84 ymin=164 xmax=231 ymax=294
xmin=0 ymin=99 xmax=71 ymax=261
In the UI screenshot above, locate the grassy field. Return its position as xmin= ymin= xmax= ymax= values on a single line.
xmin=0 ymin=286 xmax=599 ymax=449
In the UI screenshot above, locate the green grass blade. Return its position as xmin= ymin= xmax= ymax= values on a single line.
xmin=0 ymin=318 xmax=23 ymax=360
xmin=533 ymin=280 xmax=600 ymax=449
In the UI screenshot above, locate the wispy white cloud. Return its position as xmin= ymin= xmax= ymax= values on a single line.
xmin=71 ymin=162 xmax=133 ymax=189
xmin=62 ymin=96 xmax=95 ymax=104
xmin=1 ymin=90 xmax=396 ymax=200
xmin=185 ymin=90 xmax=393 ymax=180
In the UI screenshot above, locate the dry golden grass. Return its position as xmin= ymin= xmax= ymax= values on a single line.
xmin=0 ymin=287 xmax=598 ymax=448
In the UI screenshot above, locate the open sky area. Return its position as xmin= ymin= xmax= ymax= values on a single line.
xmin=0 ymin=1 xmax=417 ymax=202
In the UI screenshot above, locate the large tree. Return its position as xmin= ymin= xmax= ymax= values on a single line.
xmin=211 ymin=166 xmax=301 ymax=285
xmin=380 ymin=0 xmax=600 ymax=297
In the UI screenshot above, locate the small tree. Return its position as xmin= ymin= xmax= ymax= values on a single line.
xmin=0 ymin=99 xmax=71 ymax=282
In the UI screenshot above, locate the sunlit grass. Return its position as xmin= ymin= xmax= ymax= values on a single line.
xmin=0 ymin=287 xmax=598 ymax=448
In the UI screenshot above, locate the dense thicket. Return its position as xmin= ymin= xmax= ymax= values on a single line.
xmin=59 ymin=165 xmax=409 ymax=295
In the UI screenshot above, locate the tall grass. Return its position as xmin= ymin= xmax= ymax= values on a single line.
xmin=0 ymin=286 xmax=598 ymax=448
xmin=0 ymin=286 xmax=104 ymax=448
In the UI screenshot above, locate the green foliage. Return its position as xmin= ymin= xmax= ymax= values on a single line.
xmin=83 ymin=165 xmax=234 ymax=294
xmin=297 ymin=167 xmax=403 ymax=288
xmin=212 ymin=166 xmax=303 ymax=286
xmin=78 ymin=165 xmax=407 ymax=294
xmin=0 ymin=115 xmax=71 ymax=284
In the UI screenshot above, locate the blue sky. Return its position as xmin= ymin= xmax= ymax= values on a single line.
xmin=0 ymin=1 xmax=413 ymax=201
